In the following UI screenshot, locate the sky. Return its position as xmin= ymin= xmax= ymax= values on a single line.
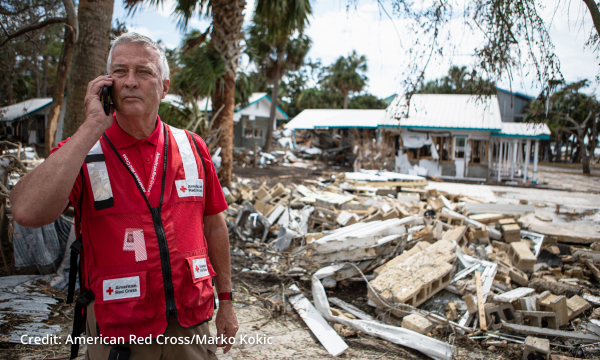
xmin=113 ymin=0 xmax=600 ymax=99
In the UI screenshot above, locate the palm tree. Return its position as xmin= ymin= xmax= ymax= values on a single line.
xmin=322 ymin=51 xmax=368 ymax=109
xmin=62 ymin=0 xmax=115 ymax=140
xmin=247 ymin=0 xmax=312 ymax=152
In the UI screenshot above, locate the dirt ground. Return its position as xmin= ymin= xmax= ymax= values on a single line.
xmin=535 ymin=165 xmax=600 ymax=193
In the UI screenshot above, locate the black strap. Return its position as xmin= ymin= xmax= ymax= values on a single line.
xmin=187 ymin=131 xmax=208 ymax=177
xmin=66 ymin=236 xmax=83 ymax=304
xmin=70 ymin=290 xmax=94 ymax=359
xmin=67 ymin=167 xmax=86 ymax=304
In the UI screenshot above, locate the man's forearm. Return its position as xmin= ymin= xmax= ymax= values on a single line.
xmin=204 ymin=213 xmax=232 ymax=294
xmin=10 ymin=123 xmax=104 ymax=227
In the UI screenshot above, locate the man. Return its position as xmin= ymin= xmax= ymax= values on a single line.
xmin=10 ymin=33 xmax=238 ymax=359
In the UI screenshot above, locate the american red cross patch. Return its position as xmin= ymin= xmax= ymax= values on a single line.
xmin=192 ymin=258 xmax=210 ymax=280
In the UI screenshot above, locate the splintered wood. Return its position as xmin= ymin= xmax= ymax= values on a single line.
xmin=368 ymin=240 xmax=456 ymax=312
xmin=475 ymin=270 xmax=487 ymax=331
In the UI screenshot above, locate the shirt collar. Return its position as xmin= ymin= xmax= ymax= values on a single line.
xmin=105 ymin=114 xmax=163 ymax=149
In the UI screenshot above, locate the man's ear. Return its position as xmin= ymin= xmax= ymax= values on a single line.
xmin=162 ymin=79 xmax=170 ymax=99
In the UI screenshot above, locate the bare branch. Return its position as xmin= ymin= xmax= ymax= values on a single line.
xmin=0 ymin=17 xmax=67 ymax=47
xmin=0 ymin=4 xmax=30 ymax=15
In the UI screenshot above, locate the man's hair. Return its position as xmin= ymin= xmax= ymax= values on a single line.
xmin=106 ymin=32 xmax=170 ymax=81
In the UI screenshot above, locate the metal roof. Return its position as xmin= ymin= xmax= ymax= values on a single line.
xmin=381 ymin=94 xmax=503 ymax=131
xmin=284 ymin=109 xmax=385 ymax=130
xmin=0 ymin=98 xmax=52 ymax=122
xmin=493 ymin=122 xmax=551 ymax=140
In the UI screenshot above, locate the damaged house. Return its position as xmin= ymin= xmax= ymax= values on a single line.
xmin=163 ymin=92 xmax=288 ymax=149
xmin=287 ymin=93 xmax=550 ymax=183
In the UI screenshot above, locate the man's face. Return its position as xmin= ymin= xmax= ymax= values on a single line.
xmin=109 ymin=43 xmax=169 ymax=118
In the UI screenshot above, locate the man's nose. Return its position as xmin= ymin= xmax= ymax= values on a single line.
xmin=124 ymin=69 xmax=139 ymax=89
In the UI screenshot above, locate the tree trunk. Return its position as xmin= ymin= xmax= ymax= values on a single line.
xmin=209 ymin=0 xmax=246 ymax=187
xmin=582 ymin=154 xmax=591 ymax=174
xmin=211 ymin=74 xmax=235 ymax=188
xmin=45 ymin=26 xmax=75 ymax=156
xmin=32 ymin=40 xmax=40 ymax=98
xmin=42 ymin=53 xmax=48 ymax=97
xmin=263 ymin=80 xmax=279 ymax=153
xmin=343 ymin=92 xmax=349 ymax=109
xmin=62 ymin=0 xmax=114 ymax=139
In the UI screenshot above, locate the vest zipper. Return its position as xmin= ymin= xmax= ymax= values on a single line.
xmin=103 ymin=123 xmax=177 ymax=320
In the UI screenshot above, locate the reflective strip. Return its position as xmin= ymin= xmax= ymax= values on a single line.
xmin=86 ymin=140 xmax=114 ymax=207
xmin=169 ymin=126 xmax=199 ymax=181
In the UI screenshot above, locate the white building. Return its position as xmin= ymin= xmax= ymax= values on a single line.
xmin=163 ymin=92 xmax=288 ymax=148
xmin=285 ymin=94 xmax=550 ymax=184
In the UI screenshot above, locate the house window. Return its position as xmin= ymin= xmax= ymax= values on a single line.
xmin=470 ymin=140 xmax=488 ymax=164
xmin=454 ymin=137 xmax=466 ymax=159
xmin=254 ymin=127 xmax=263 ymax=138
xmin=433 ymin=136 xmax=451 ymax=161
xmin=243 ymin=122 xmax=253 ymax=138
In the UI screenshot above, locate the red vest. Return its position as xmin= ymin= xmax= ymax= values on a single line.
xmin=78 ymin=123 xmax=215 ymax=339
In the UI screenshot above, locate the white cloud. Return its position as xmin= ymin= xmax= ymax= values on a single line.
xmin=117 ymin=0 xmax=600 ymax=98
xmin=127 ymin=26 xmax=161 ymax=38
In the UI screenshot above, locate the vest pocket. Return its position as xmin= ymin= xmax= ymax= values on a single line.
xmin=178 ymin=255 xmax=216 ymax=322
xmin=94 ymin=271 xmax=156 ymax=326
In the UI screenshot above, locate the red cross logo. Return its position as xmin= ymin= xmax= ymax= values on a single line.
xmin=180 ymin=185 xmax=187 ymax=193
xmin=195 ymin=265 xmax=200 ymax=273
xmin=106 ymin=287 xmax=114 ymax=295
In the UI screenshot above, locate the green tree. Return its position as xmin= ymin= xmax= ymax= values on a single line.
xmin=416 ymin=65 xmax=496 ymax=95
xmin=1 ymin=0 xmax=79 ymax=156
xmin=321 ymin=50 xmax=368 ymax=109
xmin=246 ymin=0 xmax=312 ymax=152
xmin=528 ymin=80 xmax=599 ymax=174
xmin=124 ymin=0 xmax=246 ymax=187
xmin=349 ymin=94 xmax=387 ymax=109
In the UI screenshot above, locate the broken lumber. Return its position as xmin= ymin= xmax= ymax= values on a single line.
xmin=528 ymin=278 xmax=580 ymax=298
xmin=311 ymin=265 xmax=455 ymax=360
xmin=475 ymin=271 xmax=487 ymax=331
xmin=441 ymin=208 xmax=502 ymax=240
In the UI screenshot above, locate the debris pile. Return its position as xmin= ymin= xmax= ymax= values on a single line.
xmin=225 ymin=170 xmax=600 ymax=359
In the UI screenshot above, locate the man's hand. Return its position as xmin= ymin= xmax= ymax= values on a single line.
xmin=216 ymin=301 xmax=238 ymax=354
xmin=84 ymin=74 xmax=114 ymax=132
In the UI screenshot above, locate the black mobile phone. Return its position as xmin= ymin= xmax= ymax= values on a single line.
xmin=102 ymin=73 xmax=111 ymax=116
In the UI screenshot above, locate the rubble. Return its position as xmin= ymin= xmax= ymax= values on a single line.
xmin=3 ymin=158 xmax=600 ymax=359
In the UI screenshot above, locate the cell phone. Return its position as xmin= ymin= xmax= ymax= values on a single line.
xmin=102 ymin=73 xmax=111 ymax=116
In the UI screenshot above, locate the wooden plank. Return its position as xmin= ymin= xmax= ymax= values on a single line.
xmin=501 ymin=322 xmax=600 ymax=342
xmin=288 ymin=285 xmax=348 ymax=356
xmin=468 ymin=213 xmax=512 ymax=224
xmin=475 ymin=271 xmax=487 ymax=331
xmin=584 ymin=259 xmax=600 ymax=280
xmin=328 ymin=297 xmax=375 ymax=322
